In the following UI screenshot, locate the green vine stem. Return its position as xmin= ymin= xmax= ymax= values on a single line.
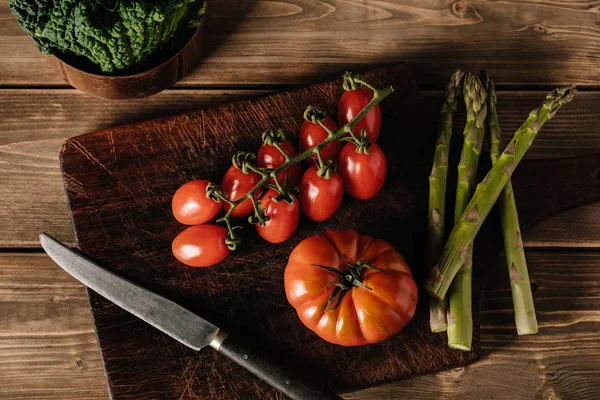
xmin=210 ymin=74 xmax=394 ymax=249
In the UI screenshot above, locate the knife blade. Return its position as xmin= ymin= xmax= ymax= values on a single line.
xmin=40 ymin=233 xmax=341 ymax=400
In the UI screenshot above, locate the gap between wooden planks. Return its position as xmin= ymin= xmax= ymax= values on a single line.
xmin=1 ymin=1 xmax=600 ymax=88
xmin=0 ymin=251 xmax=598 ymax=400
xmin=1 ymin=88 xmax=599 ymax=249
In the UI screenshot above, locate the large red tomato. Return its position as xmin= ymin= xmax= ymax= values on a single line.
xmin=172 ymin=224 xmax=230 ymax=267
xmin=338 ymin=142 xmax=387 ymax=200
xmin=299 ymin=117 xmax=343 ymax=164
xmin=221 ymin=165 xmax=262 ymax=217
xmin=257 ymin=140 xmax=302 ymax=188
xmin=284 ymin=228 xmax=417 ymax=346
xmin=172 ymin=180 xmax=222 ymax=225
xmin=338 ymin=87 xmax=381 ymax=142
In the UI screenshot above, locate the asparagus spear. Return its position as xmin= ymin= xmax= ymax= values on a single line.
xmin=447 ymin=73 xmax=487 ymax=350
xmin=424 ymin=85 xmax=576 ymax=301
xmin=481 ymin=70 xmax=538 ymax=335
xmin=428 ymin=70 xmax=464 ymax=333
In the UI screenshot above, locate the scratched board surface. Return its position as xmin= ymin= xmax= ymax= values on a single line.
xmin=60 ymin=64 xmax=482 ymax=399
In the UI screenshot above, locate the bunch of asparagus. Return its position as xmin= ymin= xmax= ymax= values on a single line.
xmin=427 ymin=70 xmax=576 ymax=350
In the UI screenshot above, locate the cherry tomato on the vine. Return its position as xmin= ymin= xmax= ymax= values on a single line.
xmin=298 ymin=165 xmax=344 ymax=222
xmin=171 ymin=180 xmax=221 ymax=225
xmin=299 ymin=117 xmax=343 ymax=164
xmin=257 ymin=140 xmax=302 ymax=188
xmin=339 ymin=142 xmax=387 ymax=200
xmin=338 ymin=87 xmax=381 ymax=142
xmin=221 ymin=165 xmax=262 ymax=217
xmin=172 ymin=224 xmax=230 ymax=267
xmin=256 ymin=189 xmax=300 ymax=244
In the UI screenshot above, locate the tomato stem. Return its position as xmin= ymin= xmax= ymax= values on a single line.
xmin=242 ymin=163 xmax=268 ymax=178
xmin=304 ymin=106 xmax=326 ymax=123
xmin=221 ymin=219 xmax=242 ymax=250
xmin=232 ymin=151 xmax=258 ymax=174
xmin=342 ymin=72 xmax=363 ymax=91
xmin=317 ymin=119 xmax=336 ymax=138
xmin=311 ymin=258 xmax=385 ymax=312
xmin=261 ymin=129 xmax=286 ymax=146
xmin=273 ymin=142 xmax=292 ymax=162
xmin=247 ymin=195 xmax=268 ymax=226
xmin=316 ymin=159 xmax=337 ymax=180
xmin=272 ymin=170 xmax=287 ymax=195
xmin=353 ymin=76 xmax=378 ymax=93
xmin=315 ymin=149 xmax=325 ymax=169
xmin=205 ymin=182 xmax=228 ymax=203
xmin=211 ymin=73 xmax=394 ymax=250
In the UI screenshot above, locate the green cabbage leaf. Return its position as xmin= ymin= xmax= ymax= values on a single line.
xmin=10 ymin=0 xmax=206 ymax=73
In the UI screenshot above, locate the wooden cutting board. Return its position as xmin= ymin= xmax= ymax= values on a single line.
xmin=60 ymin=63 xmax=600 ymax=399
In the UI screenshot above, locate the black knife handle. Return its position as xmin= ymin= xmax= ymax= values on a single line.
xmin=214 ymin=332 xmax=342 ymax=400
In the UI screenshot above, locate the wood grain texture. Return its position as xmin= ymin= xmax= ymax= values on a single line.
xmin=1 ymin=88 xmax=600 ymax=248
xmin=526 ymin=205 xmax=600 ymax=248
xmin=58 ymin=64 xmax=600 ymax=399
xmin=0 ymin=88 xmax=266 ymax=248
xmin=2 ymin=0 xmax=600 ymax=88
xmin=344 ymin=251 xmax=600 ymax=400
xmin=0 ymin=253 xmax=109 ymax=400
xmin=1 ymin=251 xmax=598 ymax=399
xmin=510 ymin=154 xmax=600 ymax=233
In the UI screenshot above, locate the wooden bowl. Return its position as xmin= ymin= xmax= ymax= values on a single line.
xmin=46 ymin=10 xmax=208 ymax=100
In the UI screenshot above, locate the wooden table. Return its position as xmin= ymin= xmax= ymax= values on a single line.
xmin=1 ymin=1 xmax=599 ymax=399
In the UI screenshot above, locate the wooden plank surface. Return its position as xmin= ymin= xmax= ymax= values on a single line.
xmin=0 ymin=88 xmax=266 ymax=248
xmin=1 ymin=88 xmax=599 ymax=248
xmin=2 ymin=0 xmax=600 ymax=398
xmin=1 ymin=250 xmax=597 ymax=399
xmin=2 ymin=0 xmax=600 ymax=88
xmin=0 ymin=253 xmax=109 ymax=400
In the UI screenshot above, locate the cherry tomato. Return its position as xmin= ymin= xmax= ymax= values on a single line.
xmin=171 ymin=180 xmax=222 ymax=225
xmin=338 ymin=142 xmax=387 ymax=200
xmin=256 ymin=189 xmax=300 ymax=243
xmin=338 ymin=87 xmax=381 ymax=142
xmin=221 ymin=165 xmax=262 ymax=217
xmin=285 ymin=228 xmax=418 ymax=346
xmin=257 ymin=140 xmax=302 ymax=188
xmin=298 ymin=165 xmax=344 ymax=222
xmin=299 ymin=117 xmax=343 ymax=164
xmin=172 ymin=224 xmax=230 ymax=267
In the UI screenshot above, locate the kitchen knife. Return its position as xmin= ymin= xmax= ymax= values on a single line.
xmin=40 ymin=233 xmax=341 ymax=400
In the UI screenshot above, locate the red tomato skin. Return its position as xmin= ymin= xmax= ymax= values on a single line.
xmin=221 ymin=166 xmax=262 ymax=217
xmin=172 ymin=180 xmax=222 ymax=225
xmin=284 ymin=228 xmax=417 ymax=346
xmin=339 ymin=142 xmax=387 ymax=200
xmin=338 ymin=87 xmax=381 ymax=141
xmin=299 ymin=117 xmax=343 ymax=163
xmin=257 ymin=140 xmax=302 ymax=188
xmin=172 ymin=224 xmax=230 ymax=267
xmin=256 ymin=189 xmax=300 ymax=244
xmin=298 ymin=166 xmax=344 ymax=222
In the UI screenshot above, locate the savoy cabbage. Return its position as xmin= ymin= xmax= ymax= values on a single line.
xmin=10 ymin=0 xmax=206 ymax=73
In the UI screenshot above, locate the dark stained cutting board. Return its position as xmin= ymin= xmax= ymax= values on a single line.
xmin=60 ymin=64 xmax=600 ymax=399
